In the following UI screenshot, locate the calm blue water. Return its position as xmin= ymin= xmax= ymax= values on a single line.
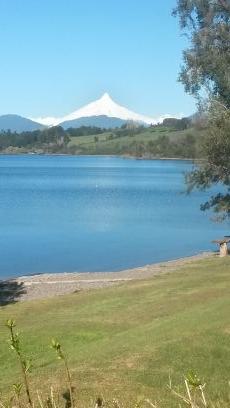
xmin=0 ymin=155 xmax=228 ymax=279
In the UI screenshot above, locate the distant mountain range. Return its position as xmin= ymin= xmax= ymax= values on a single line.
xmin=0 ymin=93 xmax=181 ymax=132
xmin=60 ymin=115 xmax=128 ymax=129
xmin=0 ymin=114 xmax=44 ymax=132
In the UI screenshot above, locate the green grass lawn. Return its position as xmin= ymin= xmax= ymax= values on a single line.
xmin=1 ymin=257 xmax=230 ymax=406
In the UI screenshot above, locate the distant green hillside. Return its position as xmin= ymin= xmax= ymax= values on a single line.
xmin=0 ymin=124 xmax=206 ymax=159
xmin=68 ymin=126 xmax=205 ymax=159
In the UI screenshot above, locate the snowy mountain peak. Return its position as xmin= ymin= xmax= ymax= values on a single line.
xmin=100 ymin=92 xmax=111 ymax=101
xmin=32 ymin=93 xmax=180 ymax=128
xmin=55 ymin=93 xmax=155 ymax=127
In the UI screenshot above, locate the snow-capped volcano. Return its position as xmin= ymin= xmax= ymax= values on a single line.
xmin=34 ymin=93 xmax=156 ymax=127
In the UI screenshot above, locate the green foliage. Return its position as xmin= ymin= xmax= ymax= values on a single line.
xmin=67 ymin=126 xmax=105 ymax=137
xmin=162 ymin=117 xmax=190 ymax=130
xmin=174 ymin=0 xmax=230 ymax=218
xmin=51 ymin=339 xmax=64 ymax=359
xmin=186 ymin=371 xmax=203 ymax=388
xmin=51 ymin=339 xmax=74 ymax=407
xmin=0 ymin=126 xmax=70 ymax=153
xmin=186 ymin=98 xmax=230 ymax=219
xmin=6 ymin=320 xmax=33 ymax=407
xmin=173 ymin=0 xmax=230 ymax=106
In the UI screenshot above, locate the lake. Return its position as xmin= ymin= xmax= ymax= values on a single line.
xmin=0 ymin=155 xmax=228 ymax=279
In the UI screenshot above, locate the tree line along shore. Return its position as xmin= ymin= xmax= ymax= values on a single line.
xmin=0 ymin=116 xmax=206 ymax=159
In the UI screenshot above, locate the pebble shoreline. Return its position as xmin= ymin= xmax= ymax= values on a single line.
xmin=9 ymin=252 xmax=214 ymax=302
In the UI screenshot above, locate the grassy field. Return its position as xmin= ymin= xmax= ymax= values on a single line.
xmin=68 ymin=127 xmax=204 ymax=157
xmin=1 ymin=256 xmax=230 ymax=406
xmin=68 ymin=128 xmax=173 ymax=147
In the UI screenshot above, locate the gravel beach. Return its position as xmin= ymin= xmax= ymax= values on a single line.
xmin=0 ymin=252 xmax=213 ymax=303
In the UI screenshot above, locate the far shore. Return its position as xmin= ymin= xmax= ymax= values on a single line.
xmin=2 ymin=252 xmax=214 ymax=302
xmin=0 ymin=152 xmax=197 ymax=161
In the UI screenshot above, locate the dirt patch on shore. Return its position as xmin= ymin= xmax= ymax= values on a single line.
xmin=1 ymin=252 xmax=214 ymax=302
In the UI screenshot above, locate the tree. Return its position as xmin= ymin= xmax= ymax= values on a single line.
xmin=162 ymin=117 xmax=190 ymax=130
xmin=174 ymin=0 xmax=230 ymax=219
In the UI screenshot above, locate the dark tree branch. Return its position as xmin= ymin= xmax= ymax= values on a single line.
xmin=218 ymin=0 xmax=230 ymax=13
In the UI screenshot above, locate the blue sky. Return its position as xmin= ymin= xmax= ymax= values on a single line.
xmin=0 ymin=0 xmax=196 ymax=119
